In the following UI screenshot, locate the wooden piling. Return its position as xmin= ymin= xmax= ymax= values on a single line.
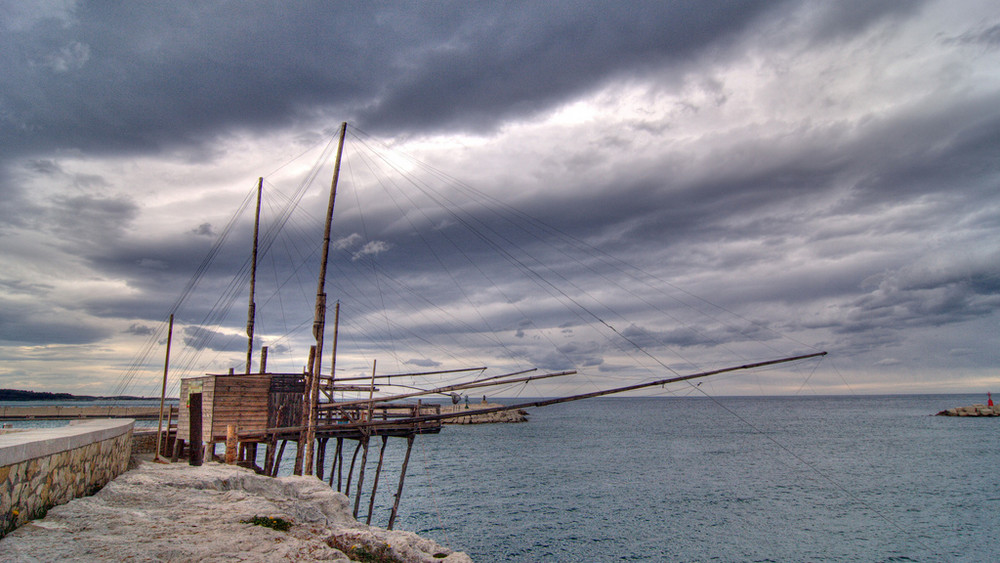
xmin=295 ymin=346 xmax=316 ymax=476
xmin=272 ymin=439 xmax=287 ymax=477
xmin=189 ymin=393 xmax=203 ymax=466
xmin=225 ymin=424 xmax=238 ymax=464
xmin=316 ymin=437 xmax=328 ymax=480
xmin=337 ymin=438 xmax=344 ymax=492
xmin=163 ymin=406 xmax=175 ymax=458
xmin=345 ymin=439 xmax=362 ymax=494
xmin=366 ymin=436 xmax=388 ymax=525
xmin=353 ymin=435 xmax=370 ymax=519
xmin=388 ymin=434 xmax=415 ymax=530
xmin=263 ymin=436 xmax=276 ymax=476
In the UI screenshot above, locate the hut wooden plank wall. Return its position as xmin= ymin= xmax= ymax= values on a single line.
xmin=177 ymin=376 xmax=216 ymax=444
xmin=177 ymin=374 xmax=272 ymax=444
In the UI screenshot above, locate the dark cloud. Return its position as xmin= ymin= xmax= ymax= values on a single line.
xmin=797 ymin=255 xmax=1000 ymax=355
xmin=942 ymin=23 xmax=1000 ymax=48
xmin=183 ymin=324 xmax=250 ymax=353
xmin=48 ymin=194 xmax=139 ymax=241
xmin=1 ymin=1 xmax=998 ymax=394
xmin=404 ymin=358 xmax=442 ymax=368
xmin=1 ymin=0 xmax=922 ymax=163
xmin=621 ymin=321 xmax=780 ymax=350
xmin=191 ymin=223 xmax=215 ymax=236
xmin=357 ymin=1 xmax=787 ymax=133
xmin=0 ymin=298 xmax=111 ymax=345
xmin=124 ymin=323 xmax=155 ymax=336
xmin=796 ymin=0 xmax=926 ymax=41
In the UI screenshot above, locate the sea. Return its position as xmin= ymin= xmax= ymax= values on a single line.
xmin=4 ymin=394 xmax=996 ymax=562
xmin=308 ymin=394 xmax=998 ymax=562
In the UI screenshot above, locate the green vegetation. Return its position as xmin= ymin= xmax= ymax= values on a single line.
xmin=240 ymin=515 xmax=292 ymax=532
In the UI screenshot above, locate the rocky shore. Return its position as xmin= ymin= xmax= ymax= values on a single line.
xmin=0 ymin=460 xmax=471 ymax=562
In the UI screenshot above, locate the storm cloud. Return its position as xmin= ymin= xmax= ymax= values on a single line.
xmin=1 ymin=0 xmax=998 ymax=396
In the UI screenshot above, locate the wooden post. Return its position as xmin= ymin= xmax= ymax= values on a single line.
xmin=366 ymin=436 xmax=389 ymax=525
xmin=316 ymin=437 xmax=328 ymax=480
xmin=388 ymin=434 xmax=415 ymax=530
xmin=263 ymin=435 xmax=276 ymax=476
xmin=296 ymin=346 xmax=316 ymax=476
xmin=345 ymin=439 xmax=362 ymax=495
xmin=245 ymin=177 xmax=262 ymax=374
xmin=367 ymin=360 xmax=377 ymax=421
xmin=353 ymin=435 xmax=370 ymax=519
xmin=328 ymin=438 xmax=341 ymax=487
xmin=189 ymin=393 xmax=203 ymax=466
xmin=171 ymin=438 xmax=183 ymax=463
xmin=154 ymin=314 xmax=174 ymax=462
xmin=306 ymin=123 xmax=347 ymax=475
xmin=162 ymin=405 xmax=175 ymax=457
xmin=246 ymin=442 xmax=258 ymax=468
xmin=259 ymin=346 xmax=268 ymax=374
xmin=272 ymin=440 xmax=287 ymax=477
xmin=225 ymin=424 xmax=238 ymax=464
xmin=325 ymin=302 xmax=340 ymax=402
xmin=337 ymin=438 xmax=345 ymax=491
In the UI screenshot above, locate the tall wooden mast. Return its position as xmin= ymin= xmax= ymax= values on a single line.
xmin=245 ymin=177 xmax=263 ymax=374
xmin=301 ymin=122 xmax=348 ymax=475
xmin=154 ymin=314 xmax=174 ymax=462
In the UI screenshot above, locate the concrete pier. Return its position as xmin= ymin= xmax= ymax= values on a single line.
xmin=0 ymin=406 xmax=161 ymax=421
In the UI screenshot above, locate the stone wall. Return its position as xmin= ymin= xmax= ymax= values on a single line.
xmin=0 ymin=419 xmax=134 ymax=537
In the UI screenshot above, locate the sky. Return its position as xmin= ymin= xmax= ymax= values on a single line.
xmin=1 ymin=0 xmax=999 ymax=398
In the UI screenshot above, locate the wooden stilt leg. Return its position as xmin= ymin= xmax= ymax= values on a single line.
xmin=263 ymin=436 xmax=276 ymax=476
xmin=247 ymin=442 xmax=259 ymax=470
xmin=366 ymin=436 xmax=388 ymax=525
xmin=352 ymin=436 xmax=370 ymax=519
xmin=345 ymin=440 xmax=362 ymax=494
xmin=388 ymin=434 xmax=415 ymax=530
xmin=272 ymin=440 xmax=288 ymax=477
xmin=336 ymin=438 xmax=344 ymax=491
xmin=316 ymin=438 xmax=328 ymax=480
xmin=328 ymin=438 xmax=340 ymax=487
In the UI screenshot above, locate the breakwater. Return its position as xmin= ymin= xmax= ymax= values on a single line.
xmin=0 ymin=419 xmax=133 ymax=536
xmin=440 ymin=402 xmax=528 ymax=424
xmin=936 ymin=404 xmax=999 ymax=416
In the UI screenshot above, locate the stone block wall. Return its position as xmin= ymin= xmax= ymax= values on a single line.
xmin=0 ymin=419 xmax=134 ymax=537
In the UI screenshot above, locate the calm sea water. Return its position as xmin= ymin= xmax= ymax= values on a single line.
xmin=6 ymin=395 xmax=996 ymax=561
xmin=305 ymin=394 xmax=998 ymax=562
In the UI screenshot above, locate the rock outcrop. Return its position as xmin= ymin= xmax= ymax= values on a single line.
xmin=0 ymin=460 xmax=471 ymax=562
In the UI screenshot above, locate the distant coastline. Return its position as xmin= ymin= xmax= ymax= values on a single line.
xmin=0 ymin=389 xmax=156 ymax=402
